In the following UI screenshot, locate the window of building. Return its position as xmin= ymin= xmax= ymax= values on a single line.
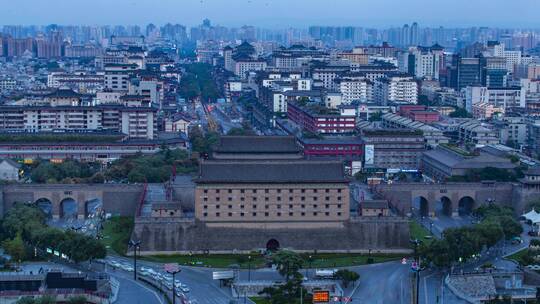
xmin=253 ymin=197 xmax=257 ymax=201
xmin=240 ymin=189 xmax=245 ymax=194
xmin=338 ymin=204 xmax=342 ymax=208
xmin=337 ymin=189 xmax=342 ymax=193
xmin=325 ymin=204 xmax=330 ymax=209
xmin=301 ymin=197 xmax=305 ymax=201
xmin=204 ymin=197 xmax=208 ymax=202
xmin=240 ymin=212 xmax=245 ymax=217
xmin=265 ymin=212 xmax=269 ymax=217
xmin=301 ymin=212 xmax=306 ymax=216
xmin=301 ymin=189 xmax=306 ymax=193
xmin=228 ymin=205 xmax=232 ymax=209
xmin=228 ymin=212 xmax=232 ymax=217
xmin=252 ymin=189 xmax=257 ymax=194
xmin=314 ymin=189 xmax=318 ymax=193
xmin=265 ymin=197 xmax=269 ymax=201
xmin=216 ymin=212 xmax=220 ymax=217
xmin=216 ymin=190 xmax=220 ymax=194
xmin=337 ymin=212 xmax=342 ymax=216
xmin=301 ymin=204 xmax=306 ymax=208
xmin=325 ymin=189 xmax=330 ymax=193
xmin=325 ymin=212 xmax=330 ymax=216
xmin=313 ymin=212 xmax=318 ymax=216
xmin=203 ymin=212 xmax=208 ymax=217
xmin=313 ymin=197 xmax=318 ymax=201
xmin=325 ymin=197 xmax=330 ymax=201
xmin=216 ymin=197 xmax=220 ymax=202
xmin=277 ymin=197 xmax=282 ymax=201
xmin=277 ymin=212 xmax=281 ymax=217
xmin=241 ymin=197 xmax=245 ymax=201
xmin=265 ymin=205 xmax=269 ymax=209
xmin=216 ymin=205 xmax=220 ymax=209
xmin=203 ymin=189 xmax=208 ymax=194
xmin=277 ymin=205 xmax=281 ymax=209
xmin=289 ymin=189 xmax=293 ymax=193
xmin=313 ymin=204 xmax=318 ymax=208
xmin=252 ymin=212 xmax=257 ymax=217
xmin=228 ymin=197 xmax=232 ymax=202
xmin=289 ymin=204 xmax=293 ymax=209
xmin=337 ymin=197 xmax=342 ymax=201
xmin=265 ymin=189 xmax=269 ymax=193
xmin=228 ymin=189 xmax=232 ymax=194
xmin=203 ymin=205 xmax=208 ymax=209
xmin=277 ymin=189 xmax=281 ymax=193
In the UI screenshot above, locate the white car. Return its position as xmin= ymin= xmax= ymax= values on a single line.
xmin=121 ymin=264 xmax=134 ymax=272
xmin=179 ymin=286 xmax=190 ymax=293
xmin=139 ymin=270 xmax=150 ymax=277
xmin=164 ymin=281 xmax=174 ymax=290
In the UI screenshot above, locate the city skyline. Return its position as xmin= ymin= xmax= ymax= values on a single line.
xmin=1 ymin=0 xmax=540 ymax=28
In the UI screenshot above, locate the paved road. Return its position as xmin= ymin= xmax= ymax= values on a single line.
xmin=348 ymin=261 xmax=411 ymax=304
xmin=109 ymin=255 xmax=233 ymax=304
xmin=107 ymin=269 xmax=165 ymax=304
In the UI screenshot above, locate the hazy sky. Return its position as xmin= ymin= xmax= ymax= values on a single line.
xmin=1 ymin=0 xmax=539 ymax=28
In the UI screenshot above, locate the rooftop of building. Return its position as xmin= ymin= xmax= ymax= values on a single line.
xmin=362 ymin=200 xmax=389 ymax=209
xmin=214 ymin=136 xmax=301 ymax=154
xmin=196 ymin=160 xmax=348 ymax=184
xmin=361 ymin=128 xmax=424 ymax=137
xmin=423 ymin=145 xmax=516 ymax=170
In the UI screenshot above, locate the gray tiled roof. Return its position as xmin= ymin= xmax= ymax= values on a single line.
xmin=215 ymin=136 xmax=301 ymax=154
xmin=196 ymin=160 xmax=348 ymax=184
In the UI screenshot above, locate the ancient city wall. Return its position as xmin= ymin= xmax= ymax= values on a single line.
xmin=132 ymin=217 xmax=411 ymax=254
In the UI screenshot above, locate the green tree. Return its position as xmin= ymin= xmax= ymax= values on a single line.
xmin=334 ymin=269 xmax=360 ymax=288
xmin=368 ymin=111 xmax=383 ymax=122
xmin=67 ymin=295 xmax=87 ymax=304
xmin=449 ymin=107 xmax=472 ymax=118
xmin=2 ymin=203 xmax=46 ymax=240
xmin=35 ymin=296 xmax=56 ymax=304
xmin=498 ymin=216 xmax=523 ymax=239
xmin=272 ymin=250 xmax=304 ymax=281
xmin=16 ymin=298 xmax=35 ymax=304
xmin=476 ymin=219 xmax=504 ymax=247
xmin=3 ymin=233 xmax=26 ymax=262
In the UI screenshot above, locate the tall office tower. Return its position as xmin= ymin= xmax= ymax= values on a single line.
xmin=448 ymin=55 xmax=482 ymax=89
xmin=410 ymin=22 xmax=419 ymax=46
xmin=401 ymin=24 xmax=410 ymax=46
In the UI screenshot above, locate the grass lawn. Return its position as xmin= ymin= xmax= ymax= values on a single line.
xmin=303 ymin=253 xmax=401 ymax=268
xmin=409 ymin=221 xmax=434 ymax=245
xmin=507 ymin=248 xmax=528 ymax=264
xmin=142 ymin=254 xmax=267 ymax=269
xmin=101 ymin=216 xmax=134 ymax=256
xmin=249 ymin=297 xmax=309 ymax=304
xmin=142 ymin=252 xmax=401 ymax=269
xmin=249 ymin=298 xmax=271 ymax=304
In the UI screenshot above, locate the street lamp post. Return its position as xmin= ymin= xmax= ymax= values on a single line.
xmin=128 ymin=240 xmax=141 ymax=280
xmin=410 ymin=239 xmax=422 ymax=304
xmin=165 ymin=264 xmax=181 ymax=304
xmin=248 ymin=255 xmax=251 ymax=281
xmin=308 ymin=255 xmax=313 ymax=279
